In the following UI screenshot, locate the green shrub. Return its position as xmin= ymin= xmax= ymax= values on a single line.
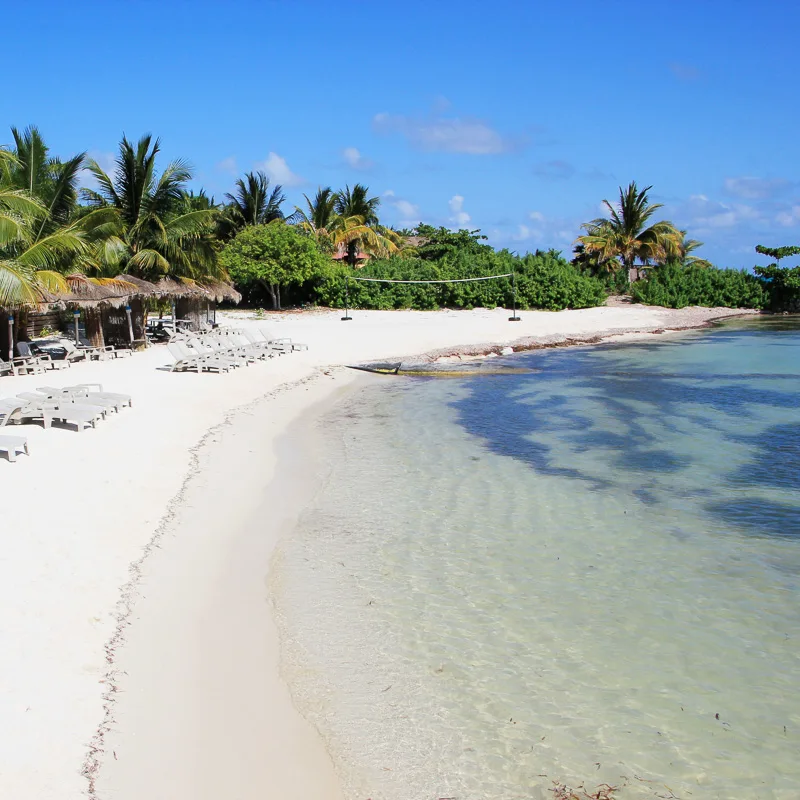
xmin=753 ymin=264 xmax=800 ymax=311
xmin=631 ymin=263 xmax=768 ymax=309
xmin=312 ymin=250 xmax=606 ymax=311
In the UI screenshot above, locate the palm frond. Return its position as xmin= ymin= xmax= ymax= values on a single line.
xmin=0 ymin=260 xmax=41 ymax=306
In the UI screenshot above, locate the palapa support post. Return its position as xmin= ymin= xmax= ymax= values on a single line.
xmin=341 ymin=272 xmax=353 ymax=321
xmin=125 ymin=305 xmax=135 ymax=345
xmin=508 ymin=268 xmax=521 ymax=322
xmin=73 ymin=310 xmax=81 ymax=344
xmin=171 ymin=300 xmax=177 ymax=333
xmin=8 ymin=314 xmax=14 ymax=361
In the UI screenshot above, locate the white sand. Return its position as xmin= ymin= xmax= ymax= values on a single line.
xmin=0 ymin=305 xmax=754 ymax=800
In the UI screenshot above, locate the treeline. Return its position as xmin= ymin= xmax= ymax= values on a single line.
xmin=223 ymin=224 xmax=607 ymax=311
xmin=3 ymin=123 xmax=797 ymax=316
xmin=629 ymin=260 xmax=800 ymax=311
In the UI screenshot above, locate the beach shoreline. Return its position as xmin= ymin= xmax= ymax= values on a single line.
xmin=0 ymin=304 xmax=758 ymax=800
xmin=91 ymin=367 xmax=365 ymax=800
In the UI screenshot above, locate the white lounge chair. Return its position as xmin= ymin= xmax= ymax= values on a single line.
xmin=60 ymin=340 xmax=90 ymax=364
xmin=0 ymin=397 xmax=40 ymax=427
xmin=37 ymin=386 xmax=124 ymax=413
xmin=0 ymin=394 xmax=28 ymax=461
xmin=238 ymin=329 xmax=275 ymax=358
xmin=168 ymin=342 xmax=230 ymax=373
xmin=17 ymin=341 xmax=72 ymax=371
xmin=0 ymin=435 xmax=28 ymax=462
xmin=188 ymin=336 xmax=250 ymax=366
xmin=1 ymin=360 xmax=12 ymax=378
xmin=66 ymin=384 xmax=133 ymax=408
xmin=15 ymin=393 xmax=106 ymax=431
xmin=258 ymin=327 xmax=308 ymax=352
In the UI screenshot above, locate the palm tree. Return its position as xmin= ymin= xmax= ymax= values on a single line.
xmin=333 ymin=184 xmax=400 ymax=266
xmin=664 ymin=230 xmax=712 ymax=269
xmin=577 ymin=182 xmax=680 ymax=279
xmin=180 ymin=189 xmax=217 ymax=212
xmin=81 ymin=134 xmax=220 ymax=281
xmin=0 ymin=146 xmax=87 ymax=307
xmin=290 ymin=187 xmax=338 ymax=252
xmin=218 ymin=171 xmax=285 ymax=239
xmin=4 ymin=126 xmax=85 ymax=236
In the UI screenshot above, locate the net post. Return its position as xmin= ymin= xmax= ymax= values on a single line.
xmin=508 ymin=267 xmax=521 ymax=322
xmin=341 ymin=271 xmax=353 ymax=321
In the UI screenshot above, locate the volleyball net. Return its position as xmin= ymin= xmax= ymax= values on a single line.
xmin=340 ymin=271 xmax=522 ymax=321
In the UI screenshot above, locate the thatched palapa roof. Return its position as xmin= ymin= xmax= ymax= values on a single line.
xmin=199 ymin=280 xmax=242 ymax=304
xmin=155 ymin=277 xmax=241 ymax=304
xmin=60 ymin=274 xmax=138 ymax=308
xmin=115 ymin=274 xmax=162 ymax=298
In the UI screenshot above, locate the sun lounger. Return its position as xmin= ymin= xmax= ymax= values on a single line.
xmin=1 ymin=361 xmax=12 ymax=378
xmin=78 ymin=337 xmax=132 ymax=360
xmin=65 ymin=384 xmax=133 ymax=408
xmin=168 ymin=342 xmax=230 ymax=373
xmin=258 ymin=327 xmax=308 ymax=352
xmin=188 ymin=336 xmax=250 ymax=366
xmin=15 ymin=341 xmax=70 ymax=371
xmin=36 ymin=386 xmax=123 ymax=413
xmin=239 ymin=329 xmax=275 ymax=357
xmin=46 ymin=402 xmax=105 ymax=432
xmin=0 ymin=435 xmax=28 ymax=462
xmin=11 ymin=343 xmax=49 ymax=375
xmin=0 ymin=397 xmax=41 ymax=427
xmin=15 ymin=393 xmax=106 ymax=430
xmin=60 ymin=341 xmax=90 ymax=364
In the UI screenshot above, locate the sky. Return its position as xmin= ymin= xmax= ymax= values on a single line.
xmin=3 ymin=0 xmax=799 ymax=267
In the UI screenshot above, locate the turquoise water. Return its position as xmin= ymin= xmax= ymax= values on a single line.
xmin=274 ymin=319 xmax=800 ymax=799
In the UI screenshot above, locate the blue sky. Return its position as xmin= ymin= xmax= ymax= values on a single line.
xmin=3 ymin=0 xmax=799 ymax=267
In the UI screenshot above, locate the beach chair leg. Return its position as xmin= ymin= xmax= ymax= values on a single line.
xmin=7 ymin=449 xmax=16 ymax=462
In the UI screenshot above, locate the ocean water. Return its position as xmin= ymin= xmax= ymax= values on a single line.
xmin=273 ymin=318 xmax=800 ymax=800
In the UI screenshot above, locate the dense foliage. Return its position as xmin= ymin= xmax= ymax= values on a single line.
xmin=2 ymin=121 xmax=792 ymax=320
xmin=631 ymin=263 xmax=768 ymax=309
xmin=753 ymin=264 xmax=800 ymax=311
xmin=313 ymin=248 xmax=606 ymax=311
xmin=219 ymin=223 xmax=327 ymax=310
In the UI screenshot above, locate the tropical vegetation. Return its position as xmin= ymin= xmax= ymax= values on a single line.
xmin=576 ymin=182 xmax=683 ymax=278
xmin=2 ymin=123 xmax=798 ymax=323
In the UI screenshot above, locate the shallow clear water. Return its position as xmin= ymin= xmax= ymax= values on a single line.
xmin=274 ymin=318 xmax=800 ymax=799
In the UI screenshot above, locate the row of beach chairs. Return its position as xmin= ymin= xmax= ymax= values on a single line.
xmin=0 ymin=384 xmax=133 ymax=462
xmin=1 ymin=339 xmax=131 ymax=377
xmin=167 ymin=326 xmax=307 ymax=373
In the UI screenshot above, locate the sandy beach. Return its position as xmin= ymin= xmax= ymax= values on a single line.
xmin=0 ymin=304 xmax=755 ymax=800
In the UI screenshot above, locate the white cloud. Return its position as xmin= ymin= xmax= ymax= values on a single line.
xmin=342 ymin=146 xmax=374 ymax=171
xmin=373 ymin=111 xmax=521 ymax=155
xmin=724 ymin=176 xmax=792 ymax=200
xmin=216 ymin=156 xmax=238 ymax=176
xmin=776 ymin=205 xmax=800 ymax=227
xmin=529 ymin=211 xmax=545 ymax=223
xmin=382 ymin=190 xmax=420 ymax=226
xmin=448 ymin=195 xmax=471 ymax=227
xmin=676 ymin=194 xmax=760 ymax=231
xmin=512 ymin=224 xmax=532 ymax=241
xmin=394 ymin=199 xmax=419 ymax=219
xmin=253 ymin=152 xmax=305 ymax=186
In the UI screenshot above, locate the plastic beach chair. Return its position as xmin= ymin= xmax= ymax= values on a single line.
xmin=0 ymin=435 xmax=28 ymax=462
xmin=258 ymin=326 xmax=308 ymax=352
xmin=37 ymin=386 xmax=124 ymax=413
